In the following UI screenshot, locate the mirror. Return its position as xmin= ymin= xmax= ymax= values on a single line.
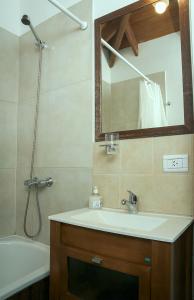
xmin=95 ymin=0 xmax=193 ymax=141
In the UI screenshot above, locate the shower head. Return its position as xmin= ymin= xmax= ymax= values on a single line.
xmin=21 ymin=15 xmax=31 ymax=26
xmin=21 ymin=15 xmax=47 ymax=49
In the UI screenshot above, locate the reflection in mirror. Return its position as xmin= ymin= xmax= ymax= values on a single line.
xmin=100 ymin=0 xmax=184 ymax=133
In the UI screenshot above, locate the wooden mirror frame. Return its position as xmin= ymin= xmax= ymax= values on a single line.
xmin=95 ymin=0 xmax=193 ymax=141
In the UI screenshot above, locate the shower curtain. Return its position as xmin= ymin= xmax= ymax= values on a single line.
xmin=138 ymin=80 xmax=168 ymax=129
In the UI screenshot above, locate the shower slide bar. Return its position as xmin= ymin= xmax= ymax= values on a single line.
xmin=101 ymin=38 xmax=153 ymax=84
xmin=48 ymin=0 xmax=88 ymax=30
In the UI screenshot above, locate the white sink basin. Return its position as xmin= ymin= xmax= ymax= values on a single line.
xmin=71 ymin=210 xmax=166 ymax=232
xmin=49 ymin=208 xmax=193 ymax=242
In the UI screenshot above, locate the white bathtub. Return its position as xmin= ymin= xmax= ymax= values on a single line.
xmin=0 ymin=235 xmax=49 ymax=300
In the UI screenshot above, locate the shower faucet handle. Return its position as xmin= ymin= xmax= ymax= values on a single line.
xmin=38 ymin=177 xmax=53 ymax=188
xmin=24 ymin=177 xmax=53 ymax=188
xmin=24 ymin=177 xmax=38 ymax=188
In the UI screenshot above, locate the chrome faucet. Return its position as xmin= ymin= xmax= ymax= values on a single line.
xmin=24 ymin=177 xmax=53 ymax=188
xmin=121 ymin=190 xmax=138 ymax=214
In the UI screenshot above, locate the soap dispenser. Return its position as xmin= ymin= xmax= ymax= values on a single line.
xmin=89 ymin=186 xmax=102 ymax=209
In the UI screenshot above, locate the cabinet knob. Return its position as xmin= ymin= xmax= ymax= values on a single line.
xmin=144 ymin=257 xmax=151 ymax=265
xmin=91 ymin=256 xmax=103 ymax=265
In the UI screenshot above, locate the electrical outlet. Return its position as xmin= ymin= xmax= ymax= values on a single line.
xmin=163 ymin=154 xmax=188 ymax=172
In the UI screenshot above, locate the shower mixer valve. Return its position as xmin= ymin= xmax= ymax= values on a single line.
xmin=24 ymin=177 xmax=53 ymax=188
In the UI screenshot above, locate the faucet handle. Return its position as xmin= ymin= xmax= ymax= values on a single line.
xmin=127 ymin=190 xmax=137 ymax=204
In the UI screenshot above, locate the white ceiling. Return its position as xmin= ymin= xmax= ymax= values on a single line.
xmin=0 ymin=0 xmax=21 ymax=36
xmin=0 ymin=0 xmax=82 ymax=36
xmin=0 ymin=0 xmax=139 ymax=36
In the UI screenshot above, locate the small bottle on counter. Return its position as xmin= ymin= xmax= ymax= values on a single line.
xmin=89 ymin=186 xmax=102 ymax=209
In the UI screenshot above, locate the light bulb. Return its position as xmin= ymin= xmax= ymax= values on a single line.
xmin=154 ymin=1 xmax=169 ymax=14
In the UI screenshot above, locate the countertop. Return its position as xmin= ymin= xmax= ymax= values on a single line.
xmin=49 ymin=208 xmax=193 ymax=243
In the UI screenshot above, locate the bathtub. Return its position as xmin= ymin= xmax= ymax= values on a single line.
xmin=0 ymin=235 xmax=49 ymax=300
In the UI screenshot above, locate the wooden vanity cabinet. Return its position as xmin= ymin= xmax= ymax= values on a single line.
xmin=50 ymin=221 xmax=193 ymax=300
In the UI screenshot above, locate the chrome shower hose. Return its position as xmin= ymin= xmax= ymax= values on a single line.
xmin=24 ymin=44 xmax=43 ymax=238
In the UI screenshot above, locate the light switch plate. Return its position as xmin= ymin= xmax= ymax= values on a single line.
xmin=163 ymin=154 xmax=188 ymax=173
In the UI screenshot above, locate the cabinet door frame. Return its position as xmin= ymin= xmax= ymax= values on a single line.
xmin=60 ymin=245 xmax=151 ymax=300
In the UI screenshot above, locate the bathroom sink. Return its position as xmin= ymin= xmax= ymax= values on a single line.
xmin=71 ymin=210 xmax=166 ymax=231
xmin=49 ymin=208 xmax=193 ymax=242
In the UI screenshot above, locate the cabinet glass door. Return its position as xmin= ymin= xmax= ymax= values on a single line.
xmin=68 ymin=257 xmax=139 ymax=300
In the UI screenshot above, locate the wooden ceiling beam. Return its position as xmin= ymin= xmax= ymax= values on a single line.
xmin=109 ymin=14 xmax=130 ymax=68
xmin=125 ymin=19 xmax=138 ymax=56
xmin=101 ymin=19 xmax=119 ymax=43
xmin=102 ymin=26 xmax=117 ymax=43
xmin=101 ymin=0 xmax=179 ymax=56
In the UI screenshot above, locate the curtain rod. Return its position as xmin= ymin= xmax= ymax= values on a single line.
xmin=101 ymin=38 xmax=153 ymax=84
xmin=48 ymin=0 xmax=88 ymax=30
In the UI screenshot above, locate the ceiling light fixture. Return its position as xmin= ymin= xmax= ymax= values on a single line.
xmin=153 ymin=0 xmax=169 ymax=14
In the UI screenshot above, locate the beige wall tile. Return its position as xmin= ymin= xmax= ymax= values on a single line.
xmin=16 ymin=167 xmax=92 ymax=244
xmin=0 ymin=169 xmax=16 ymax=235
xmin=70 ymin=0 xmax=92 ymax=27
xmin=97 ymin=172 xmax=193 ymax=216
xmin=101 ymin=81 xmax=111 ymax=133
xmin=36 ymin=0 xmax=92 ymax=94
xmin=19 ymin=34 xmax=40 ymax=102
xmin=16 ymin=167 xmax=32 ymax=237
xmin=36 ymin=80 xmax=92 ymax=168
xmin=111 ymin=79 xmax=139 ymax=132
xmin=0 ymin=27 xmax=19 ymax=103
xmin=17 ymin=80 xmax=93 ymax=169
xmin=192 ymin=135 xmax=194 ymax=175
xmin=17 ymin=100 xmax=35 ymax=168
xmin=0 ymin=28 xmax=18 ymax=237
xmin=41 ymin=38 xmax=92 ymax=94
xmin=0 ymin=217 xmax=15 ymax=237
xmin=93 ymin=174 xmax=119 ymax=209
xmin=119 ymin=173 xmax=192 ymax=216
xmin=153 ymin=134 xmax=193 ymax=174
xmin=0 ymin=101 xmax=17 ymax=168
xmin=119 ymin=175 xmax=154 ymax=212
xmin=93 ymin=142 xmax=121 ymax=173
xmin=120 ymin=138 xmax=153 ymax=174
xmin=152 ymin=175 xmax=193 ymax=215
xmin=94 ymin=135 xmax=194 ymax=216
xmin=34 ymin=167 xmax=92 ymax=213
xmin=20 ymin=1 xmax=94 ymax=101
